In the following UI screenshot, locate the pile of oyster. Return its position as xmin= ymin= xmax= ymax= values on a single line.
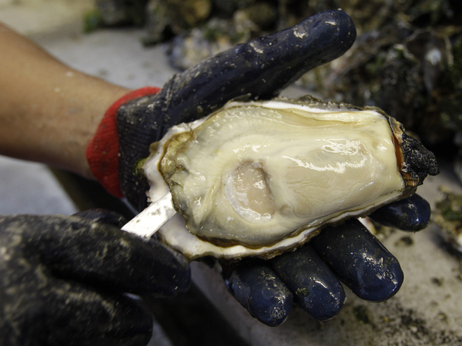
xmin=142 ymin=96 xmax=438 ymax=259
xmin=90 ymin=0 xmax=462 ymax=156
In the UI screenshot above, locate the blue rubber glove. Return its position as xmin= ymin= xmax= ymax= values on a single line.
xmin=226 ymin=194 xmax=431 ymax=325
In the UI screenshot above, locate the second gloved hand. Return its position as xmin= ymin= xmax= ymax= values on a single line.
xmin=0 ymin=211 xmax=190 ymax=346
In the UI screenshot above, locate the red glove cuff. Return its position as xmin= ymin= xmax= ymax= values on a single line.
xmin=86 ymin=87 xmax=161 ymax=198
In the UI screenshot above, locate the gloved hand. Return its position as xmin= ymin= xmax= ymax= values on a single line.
xmin=225 ymin=194 xmax=432 ymax=325
xmin=0 ymin=210 xmax=190 ymax=346
xmin=86 ymin=10 xmax=436 ymax=326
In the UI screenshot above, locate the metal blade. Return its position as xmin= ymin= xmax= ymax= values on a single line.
xmin=121 ymin=192 xmax=177 ymax=239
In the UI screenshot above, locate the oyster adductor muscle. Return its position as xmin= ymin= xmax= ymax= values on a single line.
xmin=144 ymin=96 xmax=439 ymax=259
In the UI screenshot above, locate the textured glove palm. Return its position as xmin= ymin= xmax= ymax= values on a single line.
xmin=0 ymin=212 xmax=190 ymax=346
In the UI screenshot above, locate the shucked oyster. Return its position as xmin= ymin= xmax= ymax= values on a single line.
xmin=142 ymin=96 xmax=438 ymax=259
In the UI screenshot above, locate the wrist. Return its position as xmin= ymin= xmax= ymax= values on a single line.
xmin=86 ymin=87 xmax=161 ymax=198
xmin=0 ymin=24 xmax=131 ymax=178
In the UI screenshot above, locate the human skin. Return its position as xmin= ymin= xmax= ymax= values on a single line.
xmin=0 ymin=23 xmax=129 ymax=179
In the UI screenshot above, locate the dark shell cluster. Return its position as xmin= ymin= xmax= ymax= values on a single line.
xmin=90 ymin=0 xmax=462 ymax=149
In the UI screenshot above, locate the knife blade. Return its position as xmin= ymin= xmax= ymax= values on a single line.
xmin=121 ymin=192 xmax=177 ymax=239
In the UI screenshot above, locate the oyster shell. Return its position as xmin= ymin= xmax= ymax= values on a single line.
xmin=143 ymin=96 xmax=438 ymax=259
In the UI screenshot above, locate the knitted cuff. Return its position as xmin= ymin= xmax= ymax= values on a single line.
xmin=86 ymin=87 xmax=161 ymax=197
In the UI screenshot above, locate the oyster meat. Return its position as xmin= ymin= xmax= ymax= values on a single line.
xmin=142 ymin=96 xmax=438 ymax=259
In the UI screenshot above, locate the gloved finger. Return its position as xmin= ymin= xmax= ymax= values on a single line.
xmin=224 ymin=259 xmax=293 ymax=327
xmin=310 ymin=219 xmax=403 ymax=302
xmin=368 ymin=194 xmax=431 ymax=231
xmin=270 ymin=244 xmax=346 ymax=321
xmin=153 ymin=9 xmax=356 ymax=135
xmin=17 ymin=279 xmax=153 ymax=346
xmin=18 ymin=215 xmax=190 ymax=296
xmin=121 ymin=9 xmax=356 ymax=141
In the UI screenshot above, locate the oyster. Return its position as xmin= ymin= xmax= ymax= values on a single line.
xmin=142 ymin=96 xmax=439 ymax=259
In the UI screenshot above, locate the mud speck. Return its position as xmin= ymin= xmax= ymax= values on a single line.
xmin=431 ymin=277 xmax=444 ymax=287
xmin=353 ymin=305 xmax=375 ymax=328
xmin=394 ymin=236 xmax=414 ymax=247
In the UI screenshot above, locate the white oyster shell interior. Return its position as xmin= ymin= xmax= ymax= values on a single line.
xmin=144 ymin=99 xmax=406 ymax=259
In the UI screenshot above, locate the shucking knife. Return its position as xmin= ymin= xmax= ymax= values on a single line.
xmin=121 ymin=192 xmax=177 ymax=239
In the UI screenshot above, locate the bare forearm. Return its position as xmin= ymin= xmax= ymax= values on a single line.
xmin=0 ymin=23 xmax=130 ymax=179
